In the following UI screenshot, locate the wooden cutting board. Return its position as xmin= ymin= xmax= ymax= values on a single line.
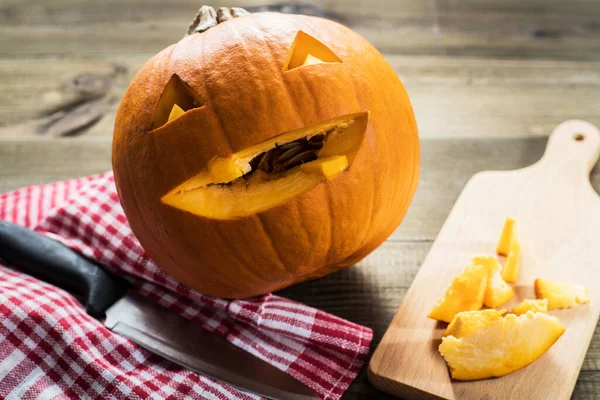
xmin=368 ymin=120 xmax=600 ymax=400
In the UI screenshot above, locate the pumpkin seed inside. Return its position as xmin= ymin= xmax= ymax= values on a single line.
xmin=249 ymin=136 xmax=323 ymax=174
xmin=246 ymin=120 xmax=353 ymax=178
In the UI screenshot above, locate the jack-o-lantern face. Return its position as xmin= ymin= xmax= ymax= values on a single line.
xmin=113 ymin=12 xmax=419 ymax=298
xmin=153 ymin=30 xmax=370 ymax=219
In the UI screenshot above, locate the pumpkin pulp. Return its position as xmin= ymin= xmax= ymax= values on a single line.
xmin=439 ymin=310 xmax=565 ymax=380
xmin=161 ymin=112 xmax=368 ymax=219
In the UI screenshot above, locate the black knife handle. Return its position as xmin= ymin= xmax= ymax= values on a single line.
xmin=0 ymin=220 xmax=129 ymax=318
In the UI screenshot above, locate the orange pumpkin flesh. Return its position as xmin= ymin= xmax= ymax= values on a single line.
xmin=112 ymin=12 xmax=419 ymax=298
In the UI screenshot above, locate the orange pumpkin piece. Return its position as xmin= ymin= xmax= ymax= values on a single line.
xmin=439 ymin=311 xmax=565 ymax=380
xmin=443 ymin=308 xmax=506 ymax=338
xmin=534 ymin=278 xmax=590 ymax=309
xmin=512 ymin=299 xmax=548 ymax=316
xmin=112 ymin=11 xmax=419 ymax=298
xmin=302 ymin=54 xmax=326 ymax=66
xmin=502 ymin=240 xmax=521 ymax=283
xmin=167 ymin=104 xmax=185 ymax=122
xmin=475 ymin=256 xmax=514 ymax=308
xmin=300 ymin=155 xmax=349 ymax=180
xmin=497 ymin=217 xmax=521 ymax=283
xmin=497 ymin=217 xmax=517 ymax=256
xmin=428 ymin=263 xmax=488 ymax=323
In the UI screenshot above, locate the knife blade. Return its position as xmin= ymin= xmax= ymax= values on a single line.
xmin=0 ymin=220 xmax=318 ymax=400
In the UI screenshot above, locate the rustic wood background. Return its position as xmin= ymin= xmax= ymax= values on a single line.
xmin=1 ymin=1 xmax=599 ymax=398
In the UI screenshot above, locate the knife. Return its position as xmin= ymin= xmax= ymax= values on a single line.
xmin=0 ymin=220 xmax=318 ymax=400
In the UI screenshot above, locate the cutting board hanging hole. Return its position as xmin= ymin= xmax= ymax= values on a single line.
xmin=539 ymin=120 xmax=600 ymax=175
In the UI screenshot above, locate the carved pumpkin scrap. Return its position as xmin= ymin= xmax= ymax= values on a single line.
xmin=112 ymin=7 xmax=420 ymax=298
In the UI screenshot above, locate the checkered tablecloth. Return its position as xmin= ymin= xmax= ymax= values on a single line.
xmin=0 ymin=172 xmax=372 ymax=399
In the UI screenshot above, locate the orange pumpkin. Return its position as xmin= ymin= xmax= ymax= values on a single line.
xmin=112 ymin=10 xmax=419 ymax=298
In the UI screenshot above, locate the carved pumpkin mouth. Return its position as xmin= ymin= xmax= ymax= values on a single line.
xmin=161 ymin=111 xmax=368 ymax=219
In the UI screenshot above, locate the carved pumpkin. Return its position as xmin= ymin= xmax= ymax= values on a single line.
xmin=112 ymin=10 xmax=419 ymax=298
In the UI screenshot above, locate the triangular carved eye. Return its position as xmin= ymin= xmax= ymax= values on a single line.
xmin=284 ymin=31 xmax=342 ymax=71
xmin=152 ymin=74 xmax=205 ymax=130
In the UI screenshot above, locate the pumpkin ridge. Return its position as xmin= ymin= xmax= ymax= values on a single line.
xmin=323 ymin=182 xmax=336 ymax=264
xmin=292 ymin=199 xmax=316 ymax=264
xmin=199 ymin=30 xmax=235 ymax=156
xmin=352 ymin=122 xmax=376 ymax=252
xmin=359 ymin=81 xmax=388 ymax=246
xmin=334 ymin=29 xmax=376 ymax=250
xmin=209 ymin=221 xmax=267 ymax=283
xmin=212 ymin=220 xmax=279 ymax=290
xmin=262 ymin=26 xmax=306 ymax=130
xmin=255 ymin=213 xmax=289 ymax=274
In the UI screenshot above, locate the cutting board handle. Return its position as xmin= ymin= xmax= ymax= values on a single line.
xmin=539 ymin=120 xmax=600 ymax=174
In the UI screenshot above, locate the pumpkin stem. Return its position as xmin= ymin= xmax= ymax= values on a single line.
xmin=187 ymin=6 xmax=249 ymax=35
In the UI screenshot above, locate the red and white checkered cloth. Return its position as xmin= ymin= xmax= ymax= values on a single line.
xmin=0 ymin=172 xmax=372 ymax=399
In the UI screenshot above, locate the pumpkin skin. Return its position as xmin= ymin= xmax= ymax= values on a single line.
xmin=112 ymin=12 xmax=419 ymax=298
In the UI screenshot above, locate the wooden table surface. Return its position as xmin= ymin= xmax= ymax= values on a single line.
xmin=1 ymin=1 xmax=599 ymax=398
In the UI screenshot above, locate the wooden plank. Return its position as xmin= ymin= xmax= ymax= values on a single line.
xmin=1 ymin=56 xmax=599 ymax=138
xmin=1 ymin=0 xmax=600 ymax=60
xmin=0 ymin=0 xmax=436 ymax=58
xmin=572 ymin=371 xmax=600 ymax=400
xmin=433 ymin=0 xmax=600 ymax=60
xmin=0 ymin=139 xmax=112 ymax=191
xmin=400 ymin=58 xmax=600 ymax=139
xmin=0 ymin=57 xmax=143 ymax=136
